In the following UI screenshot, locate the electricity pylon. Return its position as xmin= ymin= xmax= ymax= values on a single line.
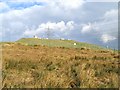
xmin=45 ymin=26 xmax=54 ymax=39
xmin=46 ymin=26 xmax=51 ymax=39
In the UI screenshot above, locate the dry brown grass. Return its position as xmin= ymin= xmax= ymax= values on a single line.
xmin=2 ymin=43 xmax=119 ymax=88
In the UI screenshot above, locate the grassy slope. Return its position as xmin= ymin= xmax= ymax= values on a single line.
xmin=16 ymin=38 xmax=105 ymax=50
xmin=1 ymin=38 xmax=119 ymax=88
xmin=2 ymin=43 xmax=119 ymax=88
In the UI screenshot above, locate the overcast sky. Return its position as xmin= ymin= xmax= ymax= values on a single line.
xmin=0 ymin=0 xmax=119 ymax=49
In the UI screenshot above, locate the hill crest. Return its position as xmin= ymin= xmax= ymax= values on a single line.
xmin=16 ymin=38 xmax=105 ymax=50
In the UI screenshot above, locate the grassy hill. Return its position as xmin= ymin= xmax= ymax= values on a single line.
xmin=1 ymin=38 xmax=119 ymax=88
xmin=16 ymin=38 xmax=105 ymax=50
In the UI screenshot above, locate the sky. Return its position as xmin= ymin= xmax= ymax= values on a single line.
xmin=0 ymin=0 xmax=119 ymax=49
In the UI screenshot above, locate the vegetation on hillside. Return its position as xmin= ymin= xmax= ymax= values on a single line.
xmin=16 ymin=38 xmax=106 ymax=50
xmin=2 ymin=42 xmax=119 ymax=88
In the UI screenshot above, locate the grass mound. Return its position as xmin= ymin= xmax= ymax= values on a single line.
xmin=16 ymin=38 xmax=105 ymax=50
xmin=2 ymin=43 xmax=119 ymax=88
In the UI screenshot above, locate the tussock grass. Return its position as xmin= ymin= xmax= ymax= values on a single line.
xmin=2 ymin=43 xmax=119 ymax=88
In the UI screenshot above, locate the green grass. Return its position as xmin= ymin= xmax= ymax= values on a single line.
xmin=16 ymin=38 xmax=105 ymax=50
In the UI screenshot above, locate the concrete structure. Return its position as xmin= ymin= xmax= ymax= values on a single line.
xmin=74 ymin=43 xmax=77 ymax=45
xmin=61 ymin=38 xmax=65 ymax=40
xmin=34 ymin=35 xmax=38 ymax=38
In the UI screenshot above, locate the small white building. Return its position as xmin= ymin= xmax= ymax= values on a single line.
xmin=73 ymin=43 xmax=77 ymax=45
xmin=61 ymin=38 xmax=65 ymax=40
xmin=34 ymin=35 xmax=38 ymax=38
xmin=106 ymin=46 xmax=109 ymax=49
